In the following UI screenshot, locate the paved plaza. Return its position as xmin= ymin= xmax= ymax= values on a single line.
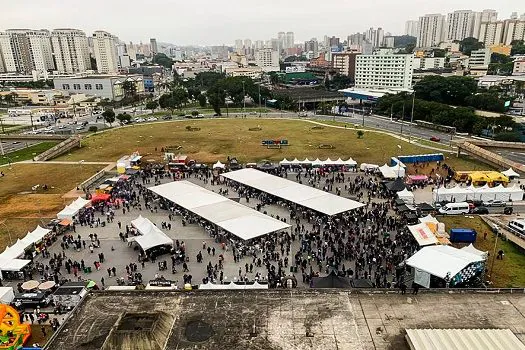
xmin=28 ymin=171 xmax=388 ymax=290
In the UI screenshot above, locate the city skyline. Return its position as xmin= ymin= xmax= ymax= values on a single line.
xmin=2 ymin=0 xmax=522 ymax=45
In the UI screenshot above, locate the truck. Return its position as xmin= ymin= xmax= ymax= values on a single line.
xmin=449 ymin=228 xmax=477 ymax=243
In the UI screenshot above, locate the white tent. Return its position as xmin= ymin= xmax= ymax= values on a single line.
xmin=418 ymin=214 xmax=439 ymax=225
xmin=344 ymin=158 xmax=357 ymax=167
xmin=312 ymin=158 xmax=323 ymax=167
xmin=406 ymin=245 xmax=484 ymax=287
xmin=150 ymin=181 xmax=290 ymax=240
xmin=379 ymin=164 xmax=397 ymax=179
xmin=290 ymin=158 xmax=301 ymax=165
xmin=397 ymin=188 xmax=415 ymax=203
xmin=213 ymin=161 xmax=226 ymax=169
xmin=461 ymin=244 xmax=488 ymax=260
xmin=0 ymin=258 xmax=31 ymax=272
xmin=57 ymin=197 xmax=90 ymax=220
xmin=407 ymin=223 xmax=438 ymax=247
xmin=130 ymin=215 xmax=173 ymax=251
xmin=302 ymin=158 xmax=312 ymax=164
xmin=0 ymin=287 xmax=14 ymax=304
xmin=360 ymin=163 xmax=379 ymax=172
xmin=25 ymin=226 xmax=51 ymax=245
xmin=199 ymin=281 xmax=268 ymax=290
xmin=323 ymin=158 xmax=334 ymax=165
xmin=433 ymin=184 xmax=524 ymax=203
xmin=502 ymin=168 xmax=520 ymax=179
xmin=221 ymin=169 xmax=365 ymax=216
xmin=279 ymin=158 xmax=291 ymax=165
xmin=334 ymin=158 xmax=345 ymax=166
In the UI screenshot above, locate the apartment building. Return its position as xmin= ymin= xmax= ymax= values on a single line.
xmin=51 ymin=29 xmax=91 ymax=74
xmin=447 ymin=10 xmax=476 ymax=41
xmin=331 ymin=52 xmax=360 ymax=79
xmin=502 ymin=19 xmax=525 ymax=45
xmin=413 ymin=57 xmax=445 ymax=70
xmin=417 ymin=14 xmax=446 ymax=47
xmin=255 ymin=48 xmax=279 ymax=72
xmin=354 ymin=50 xmax=414 ymax=89
xmin=478 ymin=21 xmax=505 ymax=46
xmin=468 ymin=48 xmax=491 ymax=68
xmin=0 ymin=29 xmax=55 ymax=74
xmin=92 ymin=30 xmax=119 ymax=74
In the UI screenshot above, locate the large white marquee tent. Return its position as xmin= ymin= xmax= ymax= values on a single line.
xmin=0 ymin=226 xmax=50 ymax=273
xmin=57 ymin=197 xmax=91 ymax=220
xmin=150 ymin=181 xmax=290 ymax=240
xmin=129 ymin=215 xmax=173 ymax=251
xmin=221 ymin=168 xmax=364 ymax=216
xmin=433 ymin=184 xmax=524 ymax=203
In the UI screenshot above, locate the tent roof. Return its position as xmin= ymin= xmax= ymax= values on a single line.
xmin=418 ymin=214 xmax=439 ymax=225
xmin=461 ymin=244 xmax=488 ymax=259
xmin=221 ymin=168 xmax=364 ymax=216
xmin=199 ymin=282 xmax=269 ymax=290
xmin=311 ymin=271 xmax=352 ymax=288
xmin=398 ymin=188 xmax=414 ymax=199
xmin=150 ymin=181 xmax=290 ymax=240
xmin=213 ymin=160 xmax=225 ymax=169
xmin=407 ymin=223 xmax=439 ymax=246
xmin=502 ymin=168 xmax=520 ymax=178
xmin=385 ymin=178 xmax=406 ymax=192
xmin=406 ymin=245 xmax=484 ymax=279
xmin=130 ymin=216 xmax=173 ymax=251
xmin=0 ymin=258 xmax=31 ymax=271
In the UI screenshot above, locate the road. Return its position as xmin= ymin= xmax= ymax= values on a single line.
xmin=0 ymin=140 xmax=41 ymax=155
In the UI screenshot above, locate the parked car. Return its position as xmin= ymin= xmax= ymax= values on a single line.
xmin=429 ymin=136 xmax=441 ymax=142
xmin=147 ymin=117 xmax=158 ymax=121
xmin=466 ymin=199 xmax=483 ymax=207
xmin=75 ymin=126 xmax=84 ymax=130
xmin=162 ymin=115 xmax=172 ymax=120
xmin=472 ymin=206 xmax=489 ymax=214
xmin=484 ymin=199 xmax=506 ymax=207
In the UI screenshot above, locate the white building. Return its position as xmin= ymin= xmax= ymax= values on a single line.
xmin=473 ymin=9 xmax=498 ymax=39
xmin=54 ymin=74 xmax=144 ymax=101
xmin=354 ymin=50 xmax=414 ymax=89
xmin=469 ymin=48 xmax=491 ymax=68
xmin=0 ymin=29 xmax=55 ymax=74
xmin=285 ymin=32 xmax=294 ymax=49
xmin=223 ymin=67 xmax=263 ymax=79
xmin=150 ymin=38 xmax=158 ymax=56
xmin=513 ymin=57 xmax=525 ymax=75
xmin=365 ymin=27 xmax=384 ymax=48
xmin=478 ymin=21 xmax=505 ymax=46
xmin=405 ymin=20 xmax=419 ymax=37
xmin=502 ymin=20 xmax=525 ymax=45
xmin=92 ymin=30 xmax=119 ymax=74
xmin=51 ymin=29 xmax=91 ymax=74
xmin=255 ymin=48 xmax=279 ymax=72
xmin=447 ymin=10 xmax=476 ymax=41
xmin=417 ymin=14 xmax=446 ymax=47
xmin=413 ymin=57 xmax=445 ymax=70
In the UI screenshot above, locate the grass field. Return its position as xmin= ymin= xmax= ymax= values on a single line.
xmin=57 ymin=118 xmax=488 ymax=170
xmin=0 ymin=141 xmax=57 ymax=165
xmin=439 ymin=216 xmax=525 ymax=288
xmin=0 ymin=163 xmax=104 ymax=250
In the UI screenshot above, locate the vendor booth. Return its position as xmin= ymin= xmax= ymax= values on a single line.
xmin=57 ymin=197 xmax=90 ymax=220
xmin=406 ymin=245 xmax=485 ymax=288
xmin=199 ymin=281 xmax=269 ymax=290
xmin=407 ymin=223 xmax=438 ymax=247
xmin=397 ymin=188 xmax=415 ymax=204
xmin=379 ymin=164 xmax=405 ymax=179
xmin=433 ymin=184 xmax=524 ymax=203
xmin=90 ymin=193 xmax=111 ymax=204
xmin=213 ymin=161 xmax=226 ymax=169
xmin=502 ymin=168 xmax=520 ymax=180
xmin=129 ymin=216 xmax=173 ymax=252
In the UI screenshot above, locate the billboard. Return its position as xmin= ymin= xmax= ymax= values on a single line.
xmin=285 ymin=66 xmax=306 ymax=73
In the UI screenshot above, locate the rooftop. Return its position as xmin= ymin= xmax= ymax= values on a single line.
xmin=46 ymin=290 xmax=525 ymax=350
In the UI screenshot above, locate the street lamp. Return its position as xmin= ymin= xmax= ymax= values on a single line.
xmin=242 ymin=80 xmax=246 ymax=118
xmin=408 ymin=90 xmax=415 ymax=144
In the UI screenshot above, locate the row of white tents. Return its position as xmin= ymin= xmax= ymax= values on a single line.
xmin=0 ymin=226 xmax=51 ymax=272
xmin=199 ymin=281 xmax=269 ymax=290
xmin=433 ymin=184 xmax=524 ymax=202
xmin=127 ymin=215 xmax=173 ymax=251
xmin=279 ymin=158 xmax=357 ymax=167
xmin=57 ymin=197 xmax=91 ymax=220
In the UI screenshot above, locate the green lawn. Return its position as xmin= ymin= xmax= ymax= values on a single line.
xmin=439 ymin=216 xmax=525 ymax=288
xmin=0 ymin=141 xmax=57 ymax=165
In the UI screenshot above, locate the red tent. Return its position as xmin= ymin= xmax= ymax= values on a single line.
xmin=91 ymin=193 xmax=111 ymax=203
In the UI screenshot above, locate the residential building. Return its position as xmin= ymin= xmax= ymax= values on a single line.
xmin=255 ymin=48 xmax=279 ymax=72
xmin=331 ymin=52 xmax=360 ymax=79
xmin=92 ymin=30 xmax=119 ymax=74
xmin=354 ymin=50 xmax=414 ymax=89
xmin=285 ymin=32 xmax=294 ymax=49
xmin=413 ymin=57 xmax=445 ymax=70
xmin=150 ymin=38 xmax=158 ymax=56
xmin=223 ymin=67 xmax=263 ymax=79
xmin=478 ymin=21 xmax=505 ymax=46
xmin=348 ymin=33 xmax=364 ymax=46
xmin=210 ymin=45 xmax=229 ymax=60
xmin=329 ymin=36 xmax=340 ymax=47
xmin=384 ymin=36 xmax=395 ymax=48
xmin=54 ymin=74 xmax=144 ymax=100
xmin=439 ymin=41 xmax=460 ymax=52
xmin=304 ymin=39 xmax=319 ymax=58
xmin=513 ymin=57 xmax=525 ymax=74
xmin=405 ymin=20 xmax=419 ymax=37
xmin=417 ymin=14 xmax=446 ymax=47
xmin=278 ymin=32 xmax=286 ymax=49
xmin=234 ymin=39 xmax=243 ymax=54
xmin=254 ymin=40 xmax=264 ymax=50
xmin=473 ymin=9 xmax=498 ymax=39
xmin=502 ymin=19 xmax=525 ymax=45
xmin=447 ymin=10 xmax=476 ymax=41
xmin=229 ymin=52 xmax=248 ymax=67
xmin=365 ymin=28 xmax=384 ymax=48
xmin=0 ymin=29 xmax=54 ymax=74
xmin=50 ymin=29 xmax=91 ymax=74
xmin=468 ymin=48 xmax=491 ymax=68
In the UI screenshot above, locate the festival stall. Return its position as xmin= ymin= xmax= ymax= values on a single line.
xmin=90 ymin=193 xmax=111 ymax=204
xmin=213 ymin=161 xmax=226 ymax=169
xmin=397 ymin=188 xmax=415 ymax=204
xmin=128 ymin=215 xmax=173 ymax=252
xmin=433 ymin=184 xmax=524 ymax=203
xmin=407 ymin=223 xmax=439 ymax=247
xmin=199 ymin=281 xmax=269 ymax=290
xmin=502 ymin=168 xmax=520 ymax=180
xmin=279 ymin=158 xmax=357 ymax=169
xmin=406 ymin=245 xmax=485 ymax=288
xmin=57 ymin=197 xmax=91 ymax=220
xmin=360 ymin=163 xmax=380 ymax=172
xmin=379 ymin=164 xmax=405 ymax=179
xmin=406 ymin=175 xmax=428 ymax=185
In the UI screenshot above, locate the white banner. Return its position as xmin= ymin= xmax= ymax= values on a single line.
xmin=414 ymin=268 xmax=431 ymax=288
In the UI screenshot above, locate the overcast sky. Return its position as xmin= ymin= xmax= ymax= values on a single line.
xmin=2 ymin=0 xmax=521 ymax=45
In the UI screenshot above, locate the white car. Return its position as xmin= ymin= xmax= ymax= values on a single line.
xmin=75 ymin=126 xmax=84 ymax=131
xmin=58 ymin=125 xmax=66 ymax=129
xmin=147 ymin=117 xmax=158 ymax=121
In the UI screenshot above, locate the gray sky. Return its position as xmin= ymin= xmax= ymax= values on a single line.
xmin=2 ymin=0 xmax=520 ymax=45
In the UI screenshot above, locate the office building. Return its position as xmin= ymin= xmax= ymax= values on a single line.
xmin=413 ymin=57 xmax=445 ymax=70
xmin=254 ymin=40 xmax=264 ymax=50
xmin=50 ymin=29 xmax=91 ymax=74
xmin=478 ymin=21 xmax=505 ymax=46
xmin=329 ymin=36 xmax=340 ymax=47
xmin=502 ymin=19 xmax=525 ymax=45
xmin=417 ymin=14 xmax=446 ymax=47
xmin=304 ymin=39 xmax=319 ymax=58
xmin=92 ymin=30 xmax=119 ymax=74
xmin=348 ymin=33 xmax=365 ymax=46
xmin=473 ymin=9 xmax=498 ymax=39
xmin=0 ymin=29 xmax=54 ymax=74
xmin=384 ymin=36 xmax=395 ymax=48
xmin=150 ymin=38 xmax=158 ymax=56
xmin=365 ymin=28 xmax=384 ymax=48
xmin=54 ymin=74 xmax=144 ymax=100
xmin=235 ymin=39 xmax=243 ymax=54
xmin=354 ymin=50 xmax=413 ymax=89
xmin=331 ymin=52 xmax=360 ymax=79
xmin=447 ymin=10 xmax=476 ymax=41
xmin=469 ymin=48 xmax=491 ymax=68
xmin=405 ymin=20 xmax=419 ymax=37
xmin=285 ymin=32 xmax=294 ymax=49
xmin=255 ymin=48 xmax=279 ymax=72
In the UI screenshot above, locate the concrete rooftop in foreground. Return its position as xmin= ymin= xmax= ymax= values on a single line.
xmin=46 ymin=291 xmax=525 ymax=350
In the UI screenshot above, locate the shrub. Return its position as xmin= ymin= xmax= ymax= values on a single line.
xmin=88 ymin=126 xmax=98 ymax=133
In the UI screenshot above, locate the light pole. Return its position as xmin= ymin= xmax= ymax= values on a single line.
xmin=258 ymin=81 xmax=262 ymax=117
xmin=242 ymin=80 xmax=246 ymax=118
xmin=408 ymin=90 xmax=415 ymax=143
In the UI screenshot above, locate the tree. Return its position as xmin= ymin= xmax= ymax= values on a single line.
xmin=159 ymin=93 xmax=177 ymax=115
xmin=116 ymin=113 xmax=132 ymax=124
xmin=90 ymin=56 xmax=97 ymax=71
xmin=394 ymin=35 xmax=416 ymax=48
xmin=197 ymin=94 xmax=207 ymax=107
xmin=357 ymin=130 xmax=364 ymax=139
xmin=152 ymin=53 xmax=174 ymax=69
xmin=511 ymin=40 xmax=525 ymax=55
xmin=102 ymin=109 xmax=116 ymax=125
xmin=145 ymin=100 xmax=159 ymax=114
xmin=122 ymin=81 xmax=137 ymax=99
xmin=459 ymin=37 xmax=484 ymax=55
